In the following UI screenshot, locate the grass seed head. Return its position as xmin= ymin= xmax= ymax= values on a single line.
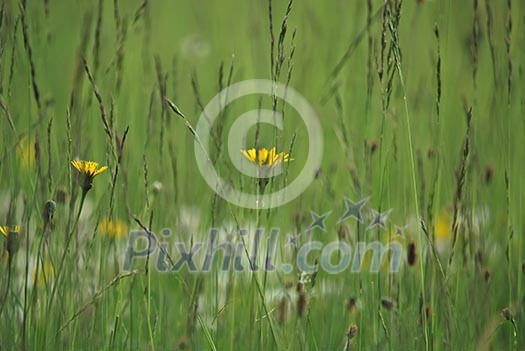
xmin=483 ymin=268 xmax=491 ymax=283
xmin=346 ymin=324 xmax=358 ymax=339
xmin=368 ymin=139 xmax=379 ymax=154
xmin=277 ymin=296 xmax=289 ymax=324
xmin=297 ymin=292 xmax=307 ymax=318
xmin=484 ymin=164 xmax=495 ymax=184
xmin=43 ymin=200 xmax=56 ymax=227
xmin=54 ymin=186 xmax=69 ymax=204
xmin=380 ymin=297 xmax=395 ymax=311
xmin=501 ymin=307 xmax=513 ymax=321
xmin=176 ymin=336 xmax=189 ymax=350
xmin=345 ymin=297 xmax=357 ymax=313
xmin=407 ymin=241 xmax=417 ymax=266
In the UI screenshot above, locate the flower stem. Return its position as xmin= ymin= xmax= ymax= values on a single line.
xmin=45 ymin=189 xmax=88 ymax=321
xmin=0 ymin=254 xmax=13 ymax=317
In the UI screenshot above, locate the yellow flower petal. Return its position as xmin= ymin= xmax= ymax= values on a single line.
xmin=86 ymin=162 xmax=99 ymax=176
xmin=241 ymin=147 xmax=292 ymax=167
xmin=0 ymin=225 xmax=21 ymax=237
xmin=71 ymin=160 xmax=108 ymax=191
xmin=93 ymin=166 xmax=108 ymax=176
xmin=18 ymin=137 xmax=36 ymax=169
xmin=435 ymin=210 xmax=451 ymax=240
xmin=247 ymin=148 xmax=256 ymax=161
xmin=71 ymin=160 xmax=82 ymax=173
xmin=99 ymin=218 xmax=127 ymax=239
xmin=258 ymin=148 xmax=269 ymax=165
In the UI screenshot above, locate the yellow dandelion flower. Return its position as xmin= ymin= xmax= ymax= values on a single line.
xmin=34 ymin=258 xmax=55 ymax=288
xmin=17 ymin=137 xmax=35 ymax=169
xmin=71 ymin=160 xmax=108 ymax=192
xmin=1 ymin=225 xmax=22 ymax=255
xmin=98 ymin=218 xmax=127 ymax=239
xmin=241 ymin=147 xmax=292 ymax=167
xmin=435 ymin=210 xmax=451 ymax=241
xmin=434 ymin=209 xmax=452 ymax=253
xmin=0 ymin=225 xmax=22 ymax=237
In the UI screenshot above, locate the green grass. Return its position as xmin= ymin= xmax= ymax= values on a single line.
xmin=1 ymin=0 xmax=524 ymax=349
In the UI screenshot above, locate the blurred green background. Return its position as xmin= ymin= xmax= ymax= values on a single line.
xmin=0 ymin=0 xmax=524 ymax=350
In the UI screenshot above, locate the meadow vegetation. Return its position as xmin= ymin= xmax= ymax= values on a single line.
xmin=0 ymin=0 xmax=524 ymax=349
